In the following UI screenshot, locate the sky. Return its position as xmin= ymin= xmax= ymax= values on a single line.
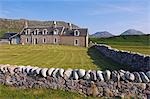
xmin=0 ymin=0 xmax=150 ymax=35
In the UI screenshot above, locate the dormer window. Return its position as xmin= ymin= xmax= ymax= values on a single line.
xmin=53 ymin=29 xmax=59 ymax=35
xmin=34 ymin=29 xmax=39 ymax=35
xmin=74 ymin=30 xmax=80 ymax=36
xmin=26 ymin=29 xmax=30 ymax=35
xmin=42 ymin=29 xmax=48 ymax=35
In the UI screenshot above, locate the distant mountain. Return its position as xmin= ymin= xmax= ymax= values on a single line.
xmin=91 ymin=31 xmax=114 ymax=38
xmin=121 ymin=29 xmax=144 ymax=36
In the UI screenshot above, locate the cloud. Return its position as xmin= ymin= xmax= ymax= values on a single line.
xmin=89 ymin=4 xmax=147 ymax=16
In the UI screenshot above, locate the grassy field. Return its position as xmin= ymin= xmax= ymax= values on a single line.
xmin=0 ymin=35 xmax=149 ymax=98
xmin=90 ymin=35 xmax=150 ymax=55
xmin=0 ymin=85 xmax=99 ymax=99
xmin=0 ymin=44 xmax=125 ymax=99
xmin=0 ymin=44 xmax=126 ymax=70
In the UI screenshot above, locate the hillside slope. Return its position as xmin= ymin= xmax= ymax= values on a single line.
xmin=91 ymin=31 xmax=114 ymax=38
xmin=121 ymin=29 xmax=144 ymax=35
xmin=0 ymin=18 xmax=79 ymax=37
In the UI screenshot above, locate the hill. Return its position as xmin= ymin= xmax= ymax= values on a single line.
xmin=121 ymin=29 xmax=144 ymax=35
xmin=0 ymin=18 xmax=79 ymax=37
xmin=91 ymin=31 xmax=114 ymax=38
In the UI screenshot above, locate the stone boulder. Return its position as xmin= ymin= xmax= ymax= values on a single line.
xmin=18 ymin=66 xmax=25 ymax=72
xmin=103 ymin=70 xmax=111 ymax=81
xmin=84 ymin=70 xmax=91 ymax=80
xmin=87 ymin=81 xmax=99 ymax=97
xmin=146 ymin=71 xmax=150 ymax=79
xmin=97 ymin=70 xmax=104 ymax=81
xmin=78 ymin=69 xmax=86 ymax=78
xmin=30 ymin=67 xmax=39 ymax=74
xmin=52 ymin=68 xmax=59 ymax=78
xmin=133 ymin=72 xmax=142 ymax=83
xmin=139 ymin=72 xmax=149 ymax=83
xmin=64 ymin=68 xmax=73 ymax=79
xmin=0 ymin=65 xmax=8 ymax=73
xmin=125 ymin=72 xmax=135 ymax=81
xmin=72 ymin=70 xmax=79 ymax=80
xmin=58 ymin=68 xmax=64 ymax=77
xmin=7 ymin=66 xmax=16 ymax=75
xmin=111 ymin=71 xmax=120 ymax=82
xmin=90 ymin=71 xmax=97 ymax=81
xmin=118 ymin=70 xmax=126 ymax=81
xmin=47 ymin=68 xmax=55 ymax=76
xmin=41 ymin=68 xmax=48 ymax=77
xmin=25 ymin=66 xmax=32 ymax=74
xmin=35 ymin=68 xmax=42 ymax=75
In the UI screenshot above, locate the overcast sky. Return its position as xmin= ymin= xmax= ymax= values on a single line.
xmin=0 ymin=0 xmax=150 ymax=35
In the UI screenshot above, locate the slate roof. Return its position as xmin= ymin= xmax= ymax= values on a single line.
xmin=22 ymin=26 xmax=63 ymax=35
xmin=21 ymin=26 xmax=88 ymax=36
xmin=0 ymin=33 xmax=17 ymax=39
xmin=62 ymin=28 xmax=88 ymax=36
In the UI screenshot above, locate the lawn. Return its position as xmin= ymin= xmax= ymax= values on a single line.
xmin=0 ymin=85 xmax=99 ymax=99
xmin=0 ymin=44 xmax=125 ymax=70
xmin=111 ymin=45 xmax=150 ymax=55
xmin=0 ymin=44 xmax=125 ymax=99
xmin=90 ymin=35 xmax=150 ymax=55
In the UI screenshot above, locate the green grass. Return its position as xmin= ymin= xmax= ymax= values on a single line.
xmin=0 ymin=44 xmax=125 ymax=70
xmin=0 ymin=45 xmax=124 ymax=99
xmin=0 ymin=85 xmax=100 ymax=99
xmin=90 ymin=35 xmax=150 ymax=54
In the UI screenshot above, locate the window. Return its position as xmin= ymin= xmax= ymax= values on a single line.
xmin=74 ymin=39 xmax=79 ymax=46
xmin=26 ymin=38 xmax=28 ymax=43
xmin=43 ymin=29 xmax=48 ymax=35
xmin=43 ymin=38 xmax=46 ymax=43
xmin=34 ymin=29 xmax=39 ymax=35
xmin=54 ymin=38 xmax=57 ymax=44
xmin=74 ymin=30 xmax=80 ymax=36
xmin=26 ymin=29 xmax=30 ymax=35
xmin=53 ymin=29 xmax=59 ymax=35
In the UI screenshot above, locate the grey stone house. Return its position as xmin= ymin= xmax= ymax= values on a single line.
xmin=18 ymin=21 xmax=89 ymax=47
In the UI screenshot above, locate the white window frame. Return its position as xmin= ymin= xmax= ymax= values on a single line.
xmin=43 ymin=29 xmax=48 ymax=35
xmin=74 ymin=39 xmax=79 ymax=46
xmin=34 ymin=29 xmax=39 ymax=35
xmin=26 ymin=29 xmax=30 ymax=35
xmin=74 ymin=30 xmax=80 ymax=36
xmin=53 ymin=29 xmax=59 ymax=35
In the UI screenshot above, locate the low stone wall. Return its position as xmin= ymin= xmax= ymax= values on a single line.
xmin=0 ymin=64 xmax=150 ymax=98
xmin=93 ymin=44 xmax=150 ymax=71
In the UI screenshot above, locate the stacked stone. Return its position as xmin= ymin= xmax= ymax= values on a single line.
xmin=94 ymin=44 xmax=150 ymax=71
xmin=0 ymin=64 xmax=150 ymax=98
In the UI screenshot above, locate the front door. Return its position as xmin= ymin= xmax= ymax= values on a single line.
xmin=34 ymin=38 xmax=38 ymax=44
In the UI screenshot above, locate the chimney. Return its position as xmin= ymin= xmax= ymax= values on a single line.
xmin=25 ymin=20 xmax=28 ymax=28
xmin=68 ymin=23 xmax=72 ymax=30
xmin=53 ymin=21 xmax=57 ymax=28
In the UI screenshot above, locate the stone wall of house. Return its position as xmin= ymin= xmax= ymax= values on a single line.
xmin=20 ymin=35 xmax=87 ymax=47
xmin=0 ymin=64 xmax=150 ymax=98
xmin=93 ymin=44 xmax=150 ymax=72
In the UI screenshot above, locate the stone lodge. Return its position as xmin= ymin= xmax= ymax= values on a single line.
xmin=9 ymin=21 xmax=89 ymax=47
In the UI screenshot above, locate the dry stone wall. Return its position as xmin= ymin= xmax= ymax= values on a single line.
xmin=93 ymin=44 xmax=150 ymax=72
xmin=0 ymin=64 xmax=150 ymax=98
